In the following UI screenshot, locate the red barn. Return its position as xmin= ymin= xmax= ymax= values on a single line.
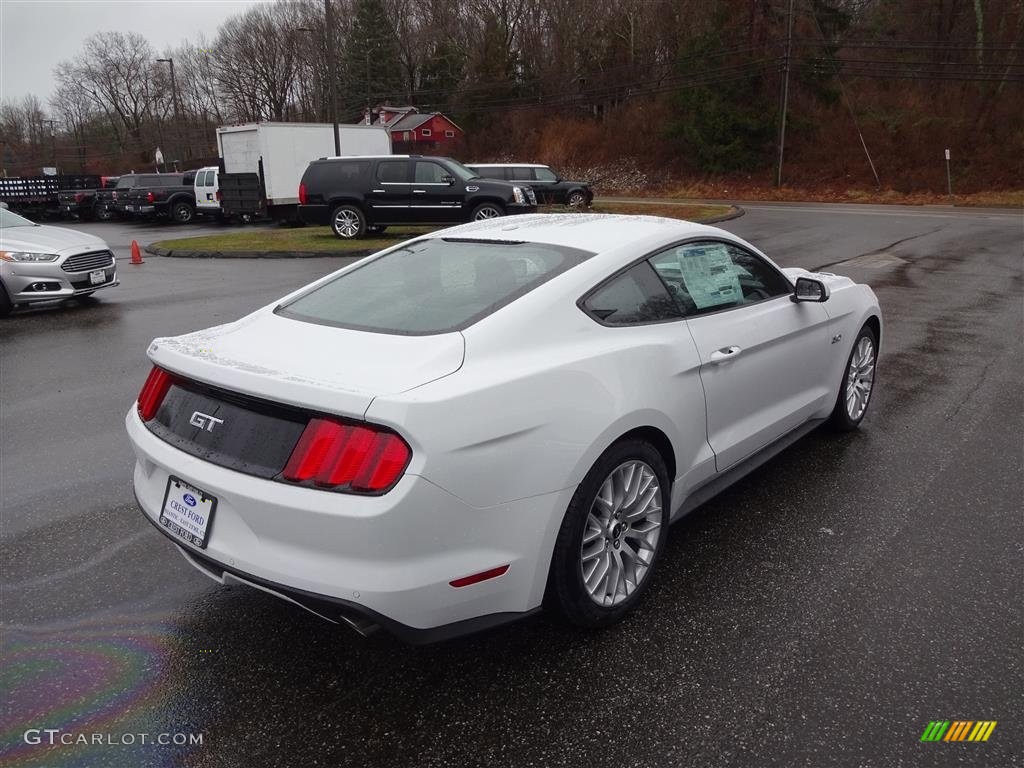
xmin=363 ymin=105 xmax=464 ymax=153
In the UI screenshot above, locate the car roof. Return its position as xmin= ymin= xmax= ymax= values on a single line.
xmin=424 ymin=213 xmax=724 ymax=254
xmin=468 ymin=163 xmax=548 ymax=168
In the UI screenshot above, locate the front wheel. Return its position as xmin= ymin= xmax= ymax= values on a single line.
xmin=548 ymin=439 xmax=669 ymax=628
xmin=0 ymin=285 xmax=12 ymax=317
xmin=471 ymin=202 xmax=504 ymax=221
xmin=829 ymin=324 xmax=877 ymax=431
xmin=330 ymin=205 xmax=366 ymax=239
xmin=171 ymin=201 xmax=195 ymax=224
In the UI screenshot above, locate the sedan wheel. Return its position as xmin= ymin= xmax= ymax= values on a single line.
xmin=581 ymin=460 xmax=662 ymax=607
xmin=549 ymin=439 xmax=669 ymax=627
xmin=829 ymin=324 xmax=878 ymax=431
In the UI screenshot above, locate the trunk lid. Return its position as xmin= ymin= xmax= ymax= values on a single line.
xmin=147 ymin=308 xmax=465 ymax=420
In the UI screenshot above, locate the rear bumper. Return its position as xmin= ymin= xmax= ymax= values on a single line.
xmin=126 ymin=407 xmax=564 ymax=641
xmin=298 ymin=204 xmax=331 ymax=225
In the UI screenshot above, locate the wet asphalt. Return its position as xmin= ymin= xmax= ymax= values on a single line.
xmin=1 ymin=205 xmax=1022 ymax=767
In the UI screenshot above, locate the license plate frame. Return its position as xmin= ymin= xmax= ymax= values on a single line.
xmin=89 ymin=269 xmax=106 ymax=285
xmin=159 ymin=476 xmax=217 ymax=549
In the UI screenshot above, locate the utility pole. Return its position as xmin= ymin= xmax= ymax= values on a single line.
xmin=775 ymin=0 xmax=796 ymax=188
xmin=157 ymin=58 xmax=183 ymax=161
xmin=324 ymin=0 xmax=340 ymax=155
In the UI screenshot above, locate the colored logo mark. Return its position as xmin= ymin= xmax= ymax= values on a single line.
xmin=920 ymin=720 xmax=997 ymax=742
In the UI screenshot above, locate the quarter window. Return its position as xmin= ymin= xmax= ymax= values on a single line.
xmin=582 ymin=262 xmax=681 ymax=326
xmin=534 ymin=167 xmax=558 ymax=182
xmin=648 ymin=241 xmax=792 ymax=316
xmin=377 ymin=161 xmax=409 ymax=183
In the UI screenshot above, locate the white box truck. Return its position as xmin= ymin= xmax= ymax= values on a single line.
xmin=216 ymin=122 xmax=391 ymax=222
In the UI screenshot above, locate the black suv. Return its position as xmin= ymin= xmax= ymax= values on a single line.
xmin=298 ymin=155 xmax=537 ymax=239
xmin=467 ymin=163 xmax=592 ymax=207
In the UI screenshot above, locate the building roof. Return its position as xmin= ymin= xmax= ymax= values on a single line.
xmin=389 ymin=113 xmax=435 ymax=132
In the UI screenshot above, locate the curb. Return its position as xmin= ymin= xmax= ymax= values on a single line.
xmin=145 ymin=244 xmax=376 ymax=260
xmin=700 ymin=205 xmax=745 ymax=224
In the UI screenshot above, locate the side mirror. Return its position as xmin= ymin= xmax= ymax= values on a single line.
xmin=441 ymin=174 xmax=455 ymax=185
xmin=791 ymin=276 xmax=830 ymax=302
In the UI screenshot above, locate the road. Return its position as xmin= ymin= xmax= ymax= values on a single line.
xmin=1 ymin=204 xmax=1021 ymax=767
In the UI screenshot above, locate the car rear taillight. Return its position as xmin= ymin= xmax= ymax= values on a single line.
xmin=282 ymin=417 xmax=411 ymax=493
xmin=146 ymin=191 xmax=155 ymax=203
xmin=298 ymin=183 xmax=307 ymax=205
xmin=137 ymin=366 xmax=174 ymax=421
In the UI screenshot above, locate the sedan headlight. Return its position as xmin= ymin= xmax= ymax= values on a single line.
xmin=512 ymin=186 xmax=526 ymax=205
xmin=0 ymin=251 xmax=60 ymax=262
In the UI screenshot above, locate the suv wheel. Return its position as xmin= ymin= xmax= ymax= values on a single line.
xmin=548 ymin=439 xmax=669 ymax=628
xmin=567 ymin=191 xmax=588 ymax=207
xmin=331 ymin=205 xmax=366 ymax=239
xmin=471 ymin=202 xmax=504 ymax=221
xmin=171 ymin=201 xmax=195 ymax=224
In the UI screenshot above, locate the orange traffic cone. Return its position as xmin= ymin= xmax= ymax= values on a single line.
xmin=130 ymin=240 xmax=144 ymax=265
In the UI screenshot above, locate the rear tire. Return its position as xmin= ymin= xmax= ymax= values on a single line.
xmin=548 ymin=439 xmax=670 ymax=628
xmin=471 ymin=202 xmax=505 ymax=221
xmin=171 ymin=201 xmax=195 ymax=224
xmin=567 ymin=191 xmax=588 ymax=207
xmin=829 ymin=324 xmax=878 ymax=431
xmin=95 ymin=206 xmax=113 ymax=221
xmin=330 ymin=205 xmax=366 ymax=239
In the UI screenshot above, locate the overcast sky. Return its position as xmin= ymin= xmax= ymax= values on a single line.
xmin=0 ymin=0 xmax=265 ymax=104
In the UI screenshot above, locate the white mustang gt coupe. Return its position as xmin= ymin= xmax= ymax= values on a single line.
xmin=127 ymin=214 xmax=881 ymax=642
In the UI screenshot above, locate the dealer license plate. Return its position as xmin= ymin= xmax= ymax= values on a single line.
xmin=160 ymin=477 xmax=216 ymax=548
xmin=89 ymin=269 xmax=106 ymax=285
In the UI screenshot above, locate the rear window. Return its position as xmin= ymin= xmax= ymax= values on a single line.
xmin=276 ymin=238 xmax=594 ymax=335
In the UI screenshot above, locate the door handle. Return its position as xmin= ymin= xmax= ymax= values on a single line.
xmin=709 ymin=346 xmax=742 ymax=363
xmin=412 ymin=189 xmax=427 ymax=193
xmin=371 ymin=189 xmax=385 ymax=193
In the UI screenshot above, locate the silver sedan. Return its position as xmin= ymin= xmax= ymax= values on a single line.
xmin=0 ymin=206 xmax=118 ymax=316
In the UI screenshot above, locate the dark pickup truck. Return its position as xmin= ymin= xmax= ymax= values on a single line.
xmin=121 ymin=172 xmax=197 ymax=223
xmin=58 ymin=176 xmax=120 ymax=221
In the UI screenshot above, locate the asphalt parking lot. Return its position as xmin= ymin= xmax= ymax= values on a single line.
xmin=2 ymin=204 xmax=1021 ymax=767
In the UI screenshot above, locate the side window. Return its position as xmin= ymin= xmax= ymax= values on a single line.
xmin=474 ymin=167 xmax=504 ymax=180
xmin=377 ymin=161 xmax=409 ymax=183
xmin=414 ymin=161 xmax=448 ymax=183
xmin=582 ymin=262 xmax=681 ymax=326
xmin=509 ymin=167 xmax=533 ymax=181
xmin=534 ymin=167 xmax=558 ymax=182
xmin=420 ymin=128 xmax=432 ymax=137
xmin=648 ymin=241 xmax=792 ymax=316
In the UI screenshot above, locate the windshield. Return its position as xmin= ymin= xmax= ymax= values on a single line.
xmin=276 ymin=238 xmax=595 ymax=335
xmin=444 ymin=159 xmax=481 ymax=182
xmin=0 ymin=208 xmax=37 ymax=228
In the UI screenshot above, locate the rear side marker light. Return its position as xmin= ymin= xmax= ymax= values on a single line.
xmin=137 ymin=366 xmax=174 ymax=421
xmin=449 ymin=565 xmax=510 ymax=588
xmin=282 ymin=418 xmax=411 ymax=493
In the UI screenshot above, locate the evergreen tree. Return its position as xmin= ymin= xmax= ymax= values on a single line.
xmin=340 ymin=0 xmax=403 ymax=116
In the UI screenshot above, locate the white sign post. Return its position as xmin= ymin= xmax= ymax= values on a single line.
xmin=944 ymin=148 xmax=952 ymax=198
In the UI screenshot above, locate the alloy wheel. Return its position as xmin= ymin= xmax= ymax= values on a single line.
xmin=333 ymin=209 xmax=361 ymax=237
xmin=580 ymin=460 xmax=662 ymax=607
xmin=568 ymin=192 xmax=586 ymax=207
xmin=846 ymin=336 xmax=875 ymax=421
xmin=474 ymin=206 xmax=501 ymax=220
